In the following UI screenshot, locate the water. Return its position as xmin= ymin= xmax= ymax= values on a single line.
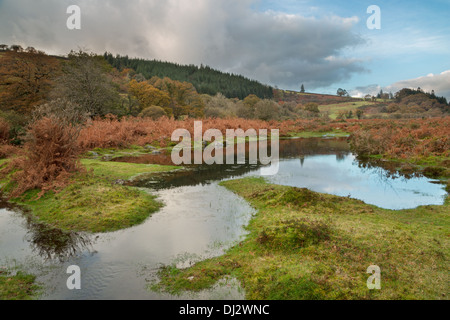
xmin=264 ymin=154 xmax=446 ymax=210
xmin=0 ymin=138 xmax=447 ymax=299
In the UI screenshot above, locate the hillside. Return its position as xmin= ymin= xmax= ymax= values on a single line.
xmin=103 ymin=53 xmax=274 ymax=100
xmin=275 ymin=89 xmax=362 ymax=105
xmin=274 ymin=88 xmax=449 ymax=119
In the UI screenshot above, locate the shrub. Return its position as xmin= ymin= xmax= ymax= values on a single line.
xmin=0 ymin=118 xmax=10 ymax=143
xmin=139 ymin=105 xmax=167 ymax=120
xmin=3 ymin=117 xmax=82 ymax=198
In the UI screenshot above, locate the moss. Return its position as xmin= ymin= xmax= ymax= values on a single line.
xmin=153 ymin=177 xmax=449 ymax=300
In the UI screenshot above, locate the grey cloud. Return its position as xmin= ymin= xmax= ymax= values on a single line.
xmin=0 ymin=0 xmax=365 ymax=90
xmin=351 ymin=71 xmax=450 ymax=101
xmin=386 ymin=71 xmax=450 ymax=101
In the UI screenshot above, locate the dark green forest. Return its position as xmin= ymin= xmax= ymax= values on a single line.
xmin=103 ymin=53 xmax=274 ymax=100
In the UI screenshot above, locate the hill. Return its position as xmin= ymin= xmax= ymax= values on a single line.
xmin=274 ymin=89 xmax=362 ymax=105
xmin=103 ymin=53 xmax=274 ymax=100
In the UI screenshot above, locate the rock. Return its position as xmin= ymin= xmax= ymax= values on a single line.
xmin=144 ymin=145 xmax=157 ymax=150
xmin=88 ymin=151 xmax=99 ymax=157
xmin=114 ymin=179 xmax=126 ymax=185
xmin=102 ymin=155 xmax=113 ymax=161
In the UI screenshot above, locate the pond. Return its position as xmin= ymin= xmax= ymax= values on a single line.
xmin=0 ymin=138 xmax=447 ymax=299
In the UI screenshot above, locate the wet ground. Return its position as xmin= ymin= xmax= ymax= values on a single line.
xmin=0 ymin=138 xmax=446 ymax=299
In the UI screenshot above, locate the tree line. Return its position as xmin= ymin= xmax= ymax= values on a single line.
xmin=103 ymin=53 xmax=273 ymax=100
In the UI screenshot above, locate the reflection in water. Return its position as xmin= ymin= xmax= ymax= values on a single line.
xmin=127 ymin=138 xmax=352 ymax=190
xmin=356 ymin=157 xmax=422 ymax=180
xmin=24 ymin=218 xmax=94 ymax=262
xmin=122 ymin=138 xmax=446 ymax=210
xmin=0 ymin=200 xmax=94 ymax=262
xmin=0 ymin=137 xmax=446 ymax=299
xmin=266 ymin=154 xmax=446 ymax=210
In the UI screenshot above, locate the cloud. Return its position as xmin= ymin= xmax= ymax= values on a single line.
xmin=351 ymin=71 xmax=450 ymax=101
xmin=0 ymin=0 xmax=366 ymax=90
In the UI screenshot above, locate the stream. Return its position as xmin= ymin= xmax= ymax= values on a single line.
xmin=0 ymin=138 xmax=447 ymax=299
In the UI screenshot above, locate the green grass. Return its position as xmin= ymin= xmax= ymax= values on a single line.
xmin=152 ymin=177 xmax=449 ymax=300
xmin=81 ymin=159 xmax=180 ymax=181
xmin=286 ymin=130 xmax=350 ymax=139
xmin=83 ymin=145 xmax=157 ymax=159
xmin=13 ymin=176 xmax=163 ymax=233
xmin=319 ymin=101 xmax=373 ymax=119
xmin=2 ymin=158 xmax=180 ymax=233
xmin=0 ymin=270 xmax=40 ymax=300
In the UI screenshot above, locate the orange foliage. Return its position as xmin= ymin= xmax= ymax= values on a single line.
xmin=348 ymin=117 xmax=450 ymax=158
xmin=77 ymin=116 xmax=286 ymax=150
xmin=128 ymin=79 xmax=171 ymax=111
xmin=0 ymin=51 xmax=60 ymax=114
xmin=2 ymin=117 xmax=82 ymax=198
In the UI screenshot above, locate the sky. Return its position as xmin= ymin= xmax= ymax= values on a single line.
xmin=1 ymin=0 xmax=449 ymax=99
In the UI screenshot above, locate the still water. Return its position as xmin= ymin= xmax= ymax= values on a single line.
xmin=0 ymin=138 xmax=447 ymax=299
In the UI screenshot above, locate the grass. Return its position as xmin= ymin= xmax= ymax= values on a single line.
xmin=83 ymin=145 xmax=161 ymax=159
xmin=286 ymin=130 xmax=350 ymax=139
xmin=152 ymin=177 xmax=449 ymax=300
xmin=358 ymin=154 xmax=450 ymax=188
xmin=0 ymin=270 xmax=40 ymax=300
xmin=2 ymin=158 xmax=181 ymax=233
xmin=81 ymin=159 xmax=180 ymax=181
xmin=319 ymin=101 xmax=373 ymax=119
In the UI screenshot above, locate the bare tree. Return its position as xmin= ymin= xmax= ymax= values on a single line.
xmin=52 ymin=50 xmax=120 ymax=116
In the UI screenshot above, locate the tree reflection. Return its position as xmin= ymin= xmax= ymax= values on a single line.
xmin=355 ymin=156 xmax=422 ymax=181
xmin=23 ymin=214 xmax=95 ymax=262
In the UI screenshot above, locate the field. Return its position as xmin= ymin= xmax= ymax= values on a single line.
xmin=153 ymin=177 xmax=449 ymax=300
xmin=276 ymin=90 xmax=363 ymax=106
xmin=319 ymin=101 xmax=374 ymax=119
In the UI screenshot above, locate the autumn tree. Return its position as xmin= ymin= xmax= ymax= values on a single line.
xmin=148 ymin=76 xmax=204 ymax=118
xmin=304 ymin=102 xmax=320 ymax=113
xmin=237 ymin=94 xmax=261 ymax=119
xmin=52 ymin=50 xmax=120 ymax=116
xmin=0 ymin=50 xmax=60 ymax=114
xmin=128 ymin=79 xmax=171 ymax=116
xmin=254 ymin=99 xmax=280 ymax=121
xmin=139 ymin=106 xmax=167 ymax=119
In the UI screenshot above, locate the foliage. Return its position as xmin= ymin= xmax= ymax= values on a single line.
xmin=337 ymin=88 xmax=348 ymax=97
xmin=128 ymin=79 xmax=171 ymax=114
xmin=254 ymin=99 xmax=281 ymax=121
xmin=303 ymin=102 xmax=320 ymax=113
xmin=148 ymin=76 xmax=205 ymax=118
xmin=77 ymin=116 xmax=286 ymax=150
xmin=139 ymin=105 xmax=167 ymax=120
xmin=32 ymin=98 xmax=90 ymax=126
xmin=103 ymin=53 xmax=273 ymax=100
xmin=349 ymin=118 xmax=450 ymax=158
xmin=52 ymin=50 xmax=121 ymax=116
xmin=0 ymin=50 xmax=60 ymax=114
xmin=2 ymin=117 xmax=82 ymax=198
